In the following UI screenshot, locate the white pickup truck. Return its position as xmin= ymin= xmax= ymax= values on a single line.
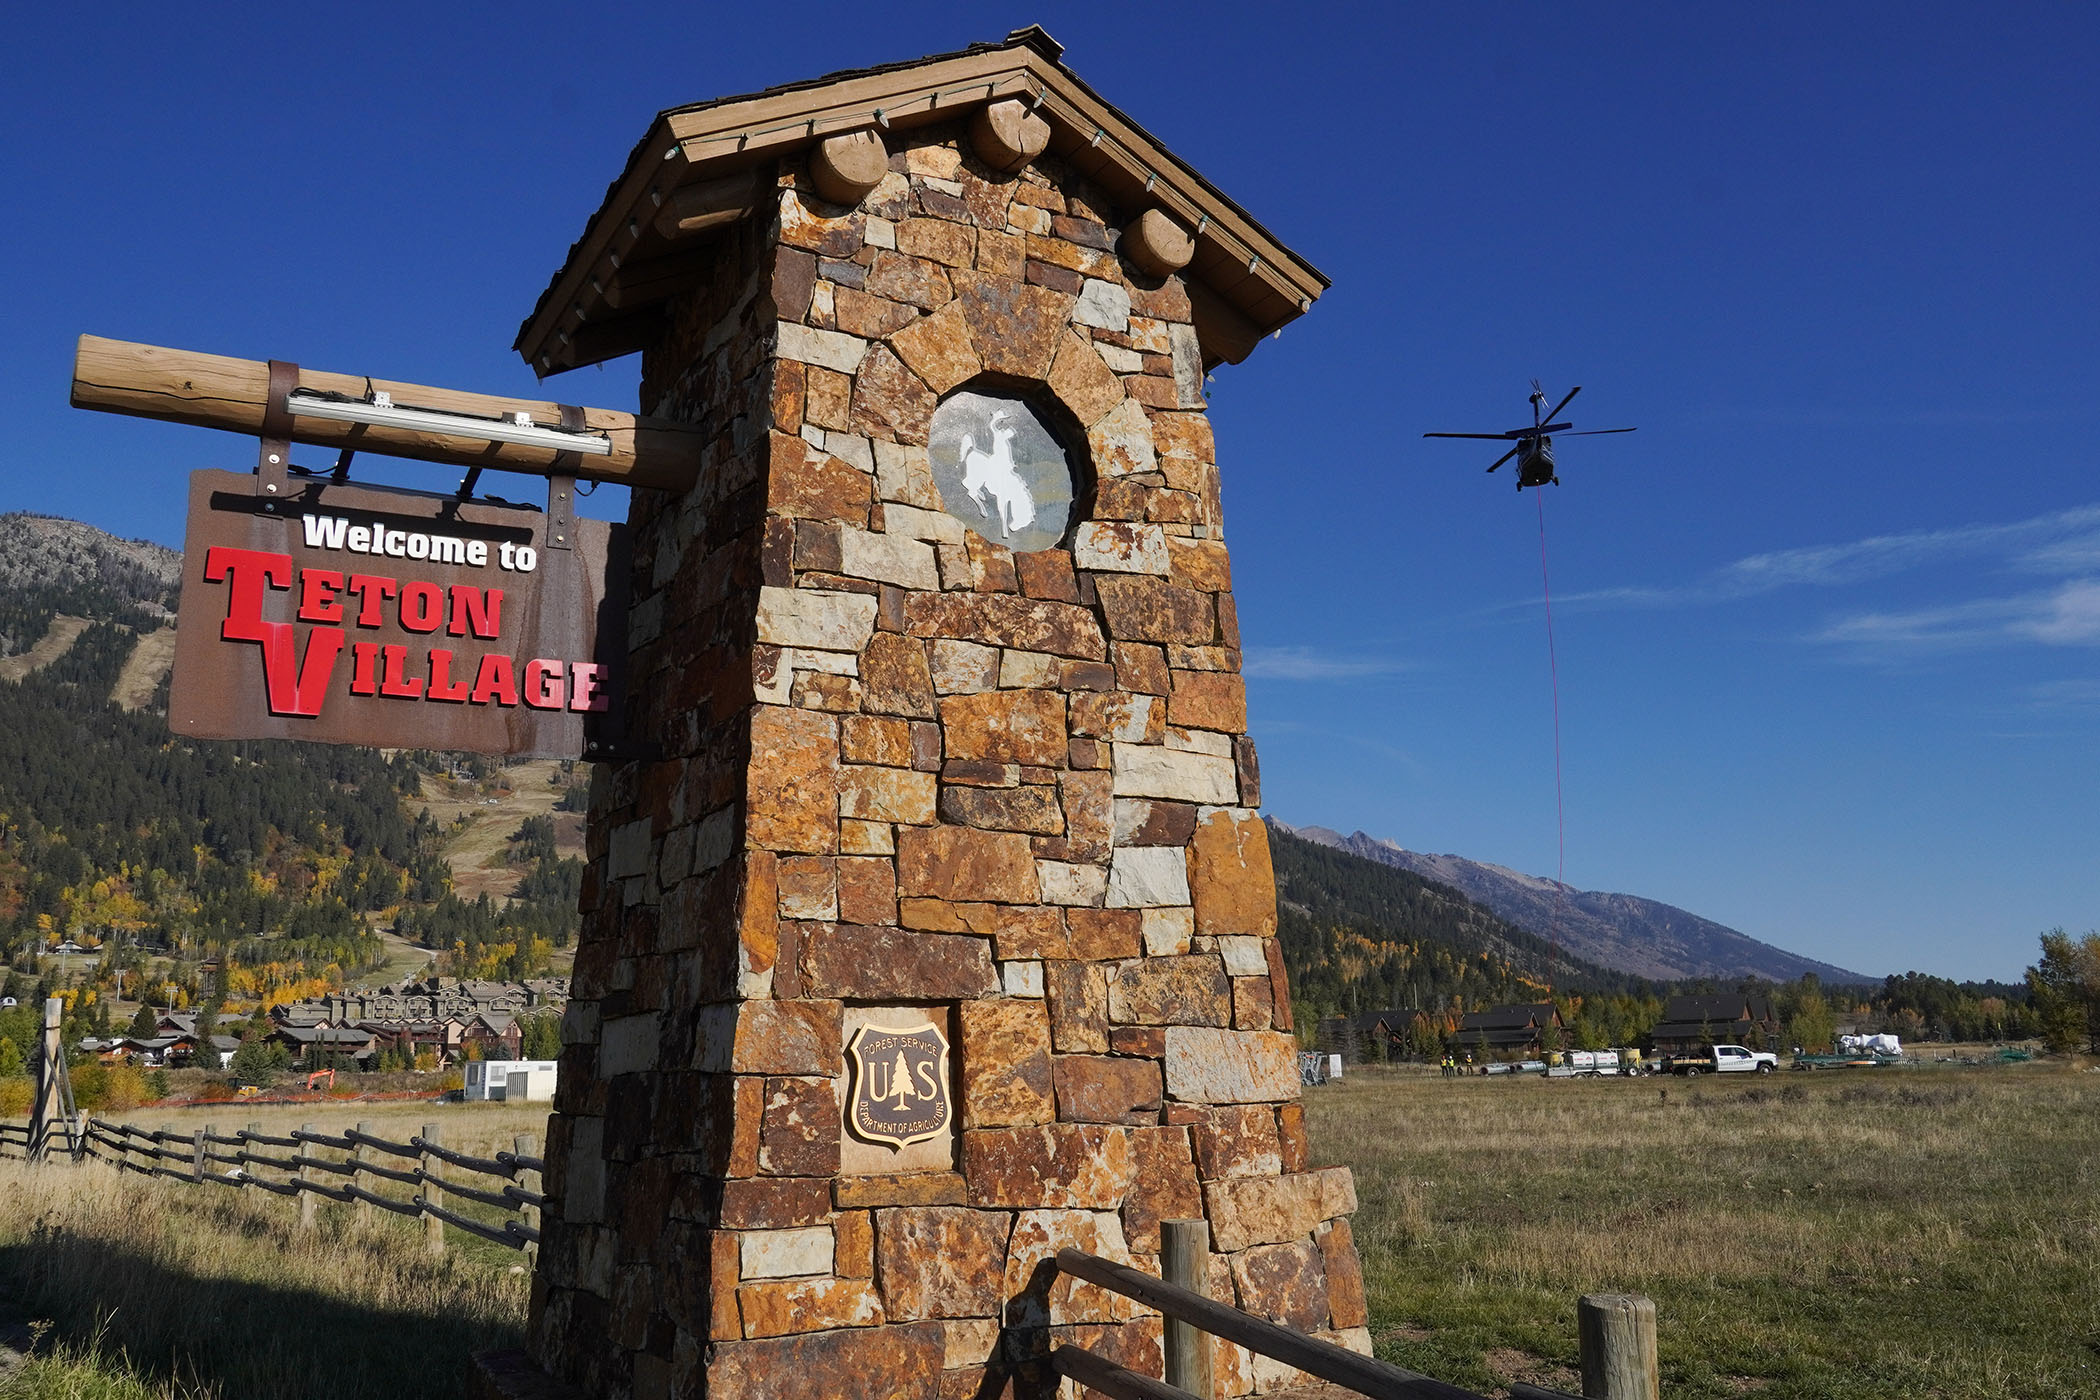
xmin=1666 ymin=1044 xmax=1778 ymax=1075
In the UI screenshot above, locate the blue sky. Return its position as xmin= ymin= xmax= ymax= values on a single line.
xmin=3 ymin=4 xmax=2093 ymax=981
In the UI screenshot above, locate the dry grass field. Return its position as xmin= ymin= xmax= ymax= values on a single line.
xmin=1304 ymin=1062 xmax=2100 ymax=1399
xmin=0 ymin=1103 xmax=549 ymax=1400
xmin=6 ymin=1074 xmax=2098 ymax=1399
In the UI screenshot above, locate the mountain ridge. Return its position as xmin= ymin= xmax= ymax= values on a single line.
xmin=1275 ymin=821 xmax=1875 ymax=985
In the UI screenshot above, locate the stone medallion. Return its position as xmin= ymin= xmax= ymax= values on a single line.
xmin=846 ymin=1020 xmax=952 ymax=1150
xmin=927 ymin=390 xmax=1075 ymax=553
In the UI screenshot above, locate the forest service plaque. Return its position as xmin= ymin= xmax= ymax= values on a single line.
xmin=845 ymin=1020 xmax=951 ymax=1150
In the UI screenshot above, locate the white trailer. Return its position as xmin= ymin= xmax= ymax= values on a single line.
xmin=463 ymin=1059 xmax=559 ymax=1102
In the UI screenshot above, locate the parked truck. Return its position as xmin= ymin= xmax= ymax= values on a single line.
xmin=1661 ymin=1044 xmax=1777 ymax=1075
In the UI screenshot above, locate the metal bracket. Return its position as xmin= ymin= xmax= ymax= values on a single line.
xmin=581 ymin=737 xmax=663 ymax=764
xmin=257 ymin=359 xmax=297 ymax=506
xmin=546 ymin=404 xmax=585 ymax=551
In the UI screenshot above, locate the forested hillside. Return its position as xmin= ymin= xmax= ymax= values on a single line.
xmin=1269 ymin=820 xmax=2050 ymax=1051
xmin=1270 ymin=821 xmax=1670 ymax=1033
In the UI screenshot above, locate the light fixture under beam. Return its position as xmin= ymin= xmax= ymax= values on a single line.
xmin=284 ymin=390 xmax=613 ymax=457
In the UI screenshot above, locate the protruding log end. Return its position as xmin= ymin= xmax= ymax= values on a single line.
xmin=1123 ymin=209 xmax=1195 ymax=278
xmin=970 ymin=98 xmax=1051 ymax=174
xmin=809 ymin=129 xmax=889 ymax=206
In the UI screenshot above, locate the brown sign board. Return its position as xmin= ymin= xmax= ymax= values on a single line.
xmin=169 ymin=469 xmax=631 ymax=757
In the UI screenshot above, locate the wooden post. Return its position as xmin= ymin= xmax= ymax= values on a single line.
xmin=515 ymin=1133 xmax=541 ymax=1267
xmin=421 ymin=1123 xmax=445 ymax=1255
xmin=1161 ymin=1220 xmax=1215 ymax=1400
xmin=194 ymin=1125 xmax=209 ymax=1183
xmin=1578 ymin=1293 xmax=1658 ymax=1400
xmin=28 ymin=997 xmax=64 ymax=1160
xmin=352 ymin=1120 xmax=373 ymax=1230
xmin=297 ymin=1121 xmax=317 ymax=1230
xmin=243 ymin=1120 xmax=262 ymax=1182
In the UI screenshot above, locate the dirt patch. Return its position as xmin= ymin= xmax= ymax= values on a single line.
xmin=110 ymin=624 xmax=177 ymax=710
xmin=1483 ymin=1346 xmax=1580 ymax=1397
xmin=0 ymin=613 xmax=90 ymax=683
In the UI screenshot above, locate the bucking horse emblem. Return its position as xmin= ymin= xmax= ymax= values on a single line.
xmin=958 ymin=410 xmax=1036 ymax=538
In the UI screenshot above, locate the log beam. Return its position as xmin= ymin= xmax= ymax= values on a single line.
xmin=71 ymin=335 xmax=702 ymax=491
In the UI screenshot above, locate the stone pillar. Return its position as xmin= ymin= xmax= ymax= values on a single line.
xmin=525 ymin=48 xmax=1361 ymax=1400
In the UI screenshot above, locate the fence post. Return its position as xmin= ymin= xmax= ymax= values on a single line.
xmin=243 ymin=1120 xmax=261 ymax=1181
xmin=421 ymin=1122 xmax=445 ymax=1255
xmin=515 ymin=1133 xmax=541 ymax=1267
xmin=1578 ymin=1293 xmax=1658 ymax=1400
xmin=194 ymin=1125 xmax=209 ymax=1183
xmin=352 ymin=1120 xmax=373 ymax=1230
xmin=297 ymin=1121 xmax=317 ymax=1230
xmin=29 ymin=997 xmax=64 ymax=1160
xmin=1162 ymin=1219 xmax=1215 ymax=1400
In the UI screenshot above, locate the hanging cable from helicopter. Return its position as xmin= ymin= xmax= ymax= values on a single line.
xmin=1424 ymin=384 xmax=1637 ymax=993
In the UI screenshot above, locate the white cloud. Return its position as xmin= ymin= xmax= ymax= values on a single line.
xmin=1815 ymin=579 xmax=2100 ymax=653
xmin=1241 ymin=646 xmax=1411 ymax=681
xmin=2026 ymin=677 xmax=2100 ymax=708
xmin=1556 ymin=503 xmax=2100 ymax=609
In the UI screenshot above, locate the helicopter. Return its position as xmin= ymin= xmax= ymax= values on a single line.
xmin=1424 ymin=382 xmax=1636 ymax=489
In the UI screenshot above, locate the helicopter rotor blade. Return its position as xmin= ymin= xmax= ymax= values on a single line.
xmin=1544 ymin=385 xmax=1582 ymax=423
xmin=1484 ymin=446 xmax=1520 ymax=473
xmin=1423 ymin=432 xmax=1511 ymax=440
xmin=1558 ymin=427 xmax=1638 ymax=436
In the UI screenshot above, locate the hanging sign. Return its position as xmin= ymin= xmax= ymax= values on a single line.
xmin=168 ymin=469 xmax=631 ymax=757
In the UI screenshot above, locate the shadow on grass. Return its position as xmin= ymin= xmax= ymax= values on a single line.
xmin=0 ymin=1234 xmax=522 ymax=1400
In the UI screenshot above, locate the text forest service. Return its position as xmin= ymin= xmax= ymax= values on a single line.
xmin=168 ymin=469 xmax=630 ymax=757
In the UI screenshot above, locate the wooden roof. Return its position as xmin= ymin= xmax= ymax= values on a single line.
xmin=517 ymin=26 xmax=1327 ymax=376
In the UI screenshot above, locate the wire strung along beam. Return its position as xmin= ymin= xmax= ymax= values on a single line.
xmin=70 ymin=336 xmax=704 ymax=490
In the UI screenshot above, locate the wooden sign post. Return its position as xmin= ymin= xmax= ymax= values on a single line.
xmin=68 ymin=340 xmax=703 ymax=758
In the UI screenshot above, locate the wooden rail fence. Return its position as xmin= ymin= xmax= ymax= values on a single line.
xmin=1049 ymin=1222 xmax=1658 ymax=1400
xmin=0 ymin=1113 xmax=543 ymax=1257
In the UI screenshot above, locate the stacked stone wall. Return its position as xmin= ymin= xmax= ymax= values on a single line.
xmin=533 ymin=121 xmax=1363 ymax=1400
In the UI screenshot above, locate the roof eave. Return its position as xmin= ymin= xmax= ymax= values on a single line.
xmin=515 ymin=35 xmax=1326 ymax=377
